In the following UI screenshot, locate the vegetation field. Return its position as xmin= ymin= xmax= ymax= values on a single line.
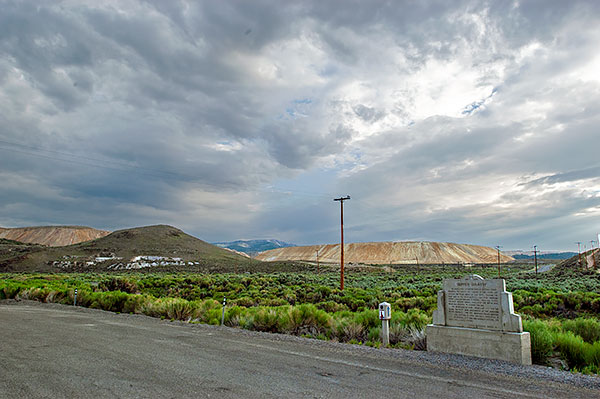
xmin=1 ymin=263 xmax=599 ymax=374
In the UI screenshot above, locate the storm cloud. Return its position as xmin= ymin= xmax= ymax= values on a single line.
xmin=1 ymin=0 xmax=599 ymax=250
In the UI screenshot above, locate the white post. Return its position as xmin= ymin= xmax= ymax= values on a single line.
xmin=381 ymin=319 xmax=390 ymax=346
xmin=221 ymin=297 xmax=226 ymax=326
xmin=74 ymin=288 xmax=77 ymax=306
xmin=378 ymin=302 xmax=391 ymax=346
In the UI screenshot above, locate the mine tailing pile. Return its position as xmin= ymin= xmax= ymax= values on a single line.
xmin=255 ymin=241 xmax=514 ymax=265
xmin=0 ymin=226 xmax=110 ymax=247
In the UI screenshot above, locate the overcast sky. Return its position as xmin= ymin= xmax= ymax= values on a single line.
xmin=1 ymin=0 xmax=599 ymax=251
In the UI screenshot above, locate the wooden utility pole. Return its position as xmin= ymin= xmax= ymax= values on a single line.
xmin=334 ymin=196 xmax=350 ymax=290
xmin=533 ymin=245 xmax=538 ymax=277
xmin=576 ymin=242 xmax=582 ymax=268
xmin=495 ymin=245 xmax=502 ymax=278
xmin=593 ymin=240 xmax=599 ymax=269
xmin=316 ymin=248 xmax=320 ymax=274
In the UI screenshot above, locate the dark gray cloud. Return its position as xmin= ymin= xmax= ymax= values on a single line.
xmin=1 ymin=0 xmax=599 ymax=250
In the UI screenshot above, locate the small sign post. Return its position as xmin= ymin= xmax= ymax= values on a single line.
xmin=221 ymin=297 xmax=226 ymax=326
xmin=74 ymin=288 xmax=78 ymax=307
xmin=379 ymin=302 xmax=391 ymax=346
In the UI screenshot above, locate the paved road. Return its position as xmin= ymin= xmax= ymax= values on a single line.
xmin=1 ymin=301 xmax=598 ymax=398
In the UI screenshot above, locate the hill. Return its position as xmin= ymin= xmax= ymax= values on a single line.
xmin=505 ymin=250 xmax=577 ymax=260
xmin=0 ymin=225 xmax=265 ymax=272
xmin=255 ymin=241 xmax=514 ymax=265
xmin=0 ymin=238 xmax=45 ymax=265
xmin=556 ymin=249 xmax=600 ymax=270
xmin=213 ymin=239 xmax=295 ymax=255
xmin=0 ymin=226 xmax=110 ymax=247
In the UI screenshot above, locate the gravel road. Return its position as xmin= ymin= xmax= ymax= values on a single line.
xmin=1 ymin=300 xmax=599 ymax=398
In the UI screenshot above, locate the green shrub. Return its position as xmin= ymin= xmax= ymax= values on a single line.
xmin=562 ymin=318 xmax=600 ymax=344
xmin=335 ymin=319 xmax=366 ymax=342
xmin=97 ymin=291 xmax=130 ymax=312
xmin=587 ymin=341 xmax=600 ymax=368
xmin=389 ymin=323 xmax=408 ymax=345
xmin=163 ymin=298 xmax=193 ymax=320
xmin=286 ymin=304 xmax=332 ymax=336
xmin=367 ymin=326 xmax=381 ymax=342
xmin=1 ymin=283 xmax=21 ymax=299
xmin=21 ymin=287 xmax=50 ymax=302
xmin=555 ymin=331 xmax=587 ymax=370
xmin=316 ymin=301 xmax=348 ymax=313
xmin=224 ymin=306 xmax=245 ymax=327
xmin=407 ymin=327 xmax=427 ymax=350
xmin=259 ymin=297 xmax=287 ymax=307
xmin=523 ymin=319 xmax=553 ymax=364
xmin=191 ymin=299 xmax=220 ymax=322
xmin=249 ymin=308 xmax=279 ymax=332
xmin=353 ymin=309 xmax=379 ymax=329
xmin=581 ymin=364 xmax=600 ymax=375
xmin=99 ymin=278 xmax=139 ymax=294
xmin=234 ymin=296 xmax=257 ymax=307
xmin=75 ymin=290 xmax=97 ymax=308
xmin=46 ymin=290 xmax=66 ymax=304
xmin=392 ymin=309 xmax=430 ymax=329
xmin=122 ymin=294 xmax=145 ymax=314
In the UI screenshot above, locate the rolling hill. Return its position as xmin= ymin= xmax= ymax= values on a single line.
xmin=255 ymin=241 xmax=514 ymax=265
xmin=213 ymin=239 xmax=295 ymax=255
xmin=556 ymin=249 xmax=600 ymax=270
xmin=0 ymin=225 xmax=264 ymax=272
xmin=0 ymin=226 xmax=110 ymax=247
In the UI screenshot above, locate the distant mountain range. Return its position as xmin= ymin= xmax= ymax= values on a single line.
xmin=503 ymin=250 xmax=578 ymax=260
xmin=511 ymin=252 xmax=577 ymax=260
xmin=213 ymin=239 xmax=296 ymax=255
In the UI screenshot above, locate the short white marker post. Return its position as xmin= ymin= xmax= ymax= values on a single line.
xmin=221 ymin=297 xmax=226 ymax=326
xmin=74 ymin=288 xmax=78 ymax=307
xmin=379 ymin=302 xmax=391 ymax=346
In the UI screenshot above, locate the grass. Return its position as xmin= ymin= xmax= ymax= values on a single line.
xmin=523 ymin=319 xmax=554 ymax=364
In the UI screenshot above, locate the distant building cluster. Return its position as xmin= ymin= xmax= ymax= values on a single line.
xmin=50 ymin=255 xmax=200 ymax=270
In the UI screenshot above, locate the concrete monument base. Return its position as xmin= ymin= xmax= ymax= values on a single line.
xmin=426 ymin=324 xmax=532 ymax=365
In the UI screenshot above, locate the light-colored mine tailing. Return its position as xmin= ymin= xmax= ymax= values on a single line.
xmin=254 ymin=241 xmax=514 ymax=264
xmin=0 ymin=226 xmax=110 ymax=247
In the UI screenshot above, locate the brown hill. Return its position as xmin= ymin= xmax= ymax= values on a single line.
xmin=255 ymin=241 xmax=514 ymax=264
xmin=0 ymin=226 xmax=110 ymax=247
xmin=557 ymin=248 xmax=600 ymax=270
xmin=0 ymin=225 xmax=270 ymax=273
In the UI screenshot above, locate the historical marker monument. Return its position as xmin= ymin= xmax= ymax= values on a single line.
xmin=426 ymin=274 xmax=531 ymax=365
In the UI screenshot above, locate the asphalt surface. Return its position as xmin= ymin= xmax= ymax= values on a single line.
xmin=1 ymin=301 xmax=599 ymax=398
